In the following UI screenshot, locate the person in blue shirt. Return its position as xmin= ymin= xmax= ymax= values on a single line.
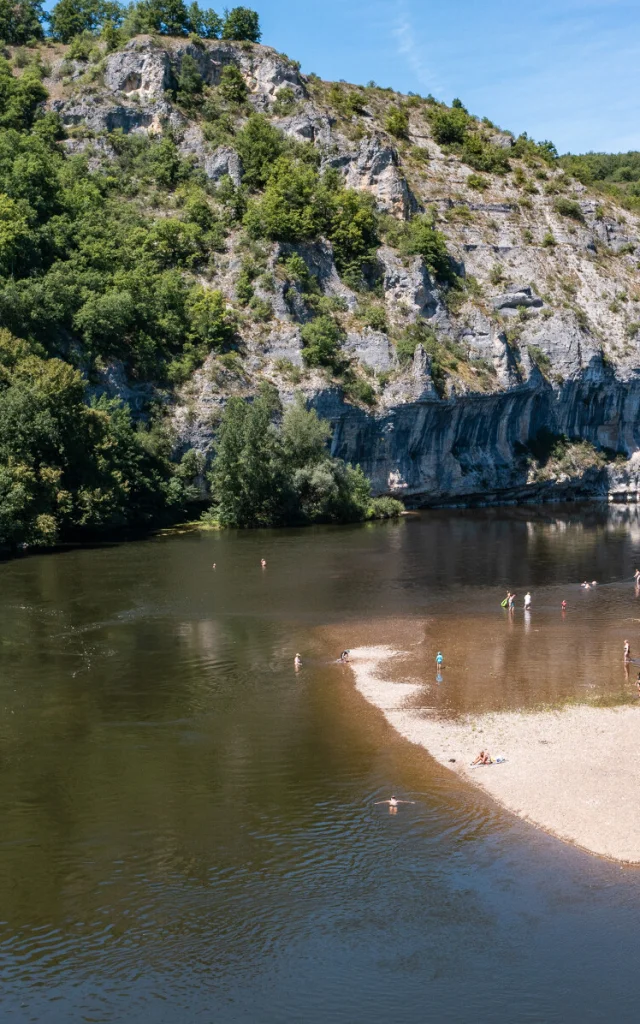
xmin=436 ymin=651 xmax=444 ymax=668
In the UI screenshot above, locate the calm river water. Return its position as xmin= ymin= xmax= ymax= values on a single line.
xmin=4 ymin=505 xmax=640 ymax=1022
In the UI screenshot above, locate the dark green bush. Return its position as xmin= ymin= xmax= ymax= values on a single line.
xmin=428 ymin=105 xmax=470 ymax=145
xmin=218 ymin=64 xmax=247 ymax=104
xmin=554 ymin=196 xmax=584 ymax=221
xmin=300 ymin=314 xmax=345 ymax=370
xmin=385 ymin=106 xmax=409 ymax=139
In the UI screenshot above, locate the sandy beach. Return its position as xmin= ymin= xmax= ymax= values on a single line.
xmin=350 ymin=645 xmax=640 ymax=863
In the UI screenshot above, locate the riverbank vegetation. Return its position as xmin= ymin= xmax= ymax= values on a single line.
xmin=204 ymin=385 xmax=403 ymax=528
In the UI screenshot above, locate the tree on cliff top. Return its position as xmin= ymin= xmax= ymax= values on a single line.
xmin=0 ymin=0 xmax=45 ymax=44
xmin=221 ymin=6 xmax=260 ymax=41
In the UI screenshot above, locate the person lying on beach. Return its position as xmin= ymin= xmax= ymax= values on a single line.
xmin=471 ymin=750 xmax=492 ymax=765
xmin=374 ymin=796 xmax=415 ymax=814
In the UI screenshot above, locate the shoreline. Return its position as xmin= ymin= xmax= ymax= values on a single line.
xmin=349 ymin=645 xmax=640 ymax=864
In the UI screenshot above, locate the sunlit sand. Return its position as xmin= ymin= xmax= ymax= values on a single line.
xmin=350 ymin=645 xmax=640 ymax=863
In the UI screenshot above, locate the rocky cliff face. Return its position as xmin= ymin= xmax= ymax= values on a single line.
xmin=48 ymin=35 xmax=640 ymax=506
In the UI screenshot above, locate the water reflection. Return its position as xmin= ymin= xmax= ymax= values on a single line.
xmin=2 ymin=504 xmax=640 ymax=1021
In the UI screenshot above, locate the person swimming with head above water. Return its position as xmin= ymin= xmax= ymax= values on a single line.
xmin=374 ymin=796 xmax=416 ymax=814
xmin=340 ymin=650 xmax=350 ymax=663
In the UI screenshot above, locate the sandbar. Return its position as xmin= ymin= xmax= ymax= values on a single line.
xmin=350 ymin=645 xmax=640 ymax=863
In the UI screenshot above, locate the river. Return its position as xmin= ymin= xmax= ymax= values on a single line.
xmin=3 ymin=505 xmax=640 ymax=1022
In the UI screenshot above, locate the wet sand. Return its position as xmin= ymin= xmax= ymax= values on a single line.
xmin=351 ymin=645 xmax=640 ymax=863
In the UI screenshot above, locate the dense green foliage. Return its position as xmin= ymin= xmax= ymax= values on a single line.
xmin=47 ymin=0 xmax=257 ymax=41
xmin=206 ymin=386 xmax=402 ymax=528
xmin=559 ymin=150 xmax=640 ymax=209
xmin=245 ymin=158 xmax=379 ymax=287
xmin=0 ymin=335 xmax=199 ymax=547
xmin=220 ymin=5 xmax=260 ymax=42
xmin=0 ymin=0 xmax=45 ymax=43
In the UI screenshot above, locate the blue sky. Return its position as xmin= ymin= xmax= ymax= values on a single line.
xmin=252 ymin=0 xmax=640 ymax=154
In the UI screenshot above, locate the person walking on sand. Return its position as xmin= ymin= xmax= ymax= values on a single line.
xmin=374 ymin=796 xmax=415 ymax=814
xmin=624 ymin=640 xmax=631 ymax=662
xmin=524 ymin=592 xmax=532 ymax=610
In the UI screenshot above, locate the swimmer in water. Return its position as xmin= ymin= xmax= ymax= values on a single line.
xmin=261 ymin=558 xmax=266 ymax=568
xmin=591 ymin=581 xmax=597 ymax=586
xmin=624 ymin=640 xmax=631 ymax=662
xmin=524 ymin=592 xmax=532 ymax=610
xmin=212 ymin=563 xmax=216 ymax=570
xmin=374 ymin=796 xmax=415 ymax=815
xmin=581 ymin=581 xmax=591 ymax=590
xmin=340 ymin=650 xmax=350 ymax=663
xmin=294 ymin=653 xmax=302 ymax=670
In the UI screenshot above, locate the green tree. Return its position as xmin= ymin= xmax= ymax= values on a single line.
xmin=175 ymin=53 xmax=203 ymax=109
xmin=300 ymin=314 xmax=345 ymax=370
xmin=133 ymin=0 xmax=188 ymax=35
xmin=385 ymin=106 xmax=409 ymax=139
xmin=244 ymin=156 xmax=329 ymax=242
xmin=234 ymin=113 xmax=284 ymax=189
xmin=221 ymin=5 xmax=260 ymax=41
xmin=428 ymin=105 xmax=469 ymax=146
xmin=49 ymin=0 xmax=122 ymax=41
xmin=186 ymin=1 xmax=221 ymax=36
xmin=0 ymin=59 xmax=47 ymax=130
xmin=218 ymin=63 xmax=247 ymax=104
xmin=0 ymin=0 xmax=45 ymax=43
xmin=403 ymin=214 xmax=455 ymax=283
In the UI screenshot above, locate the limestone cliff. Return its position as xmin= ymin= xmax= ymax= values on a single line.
xmin=47 ymin=35 xmax=640 ymax=506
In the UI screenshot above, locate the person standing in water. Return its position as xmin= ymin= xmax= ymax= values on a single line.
xmin=340 ymin=651 xmax=350 ymax=663
xmin=524 ymin=592 xmax=532 ymax=610
xmin=294 ymin=653 xmax=302 ymax=671
xmin=561 ymin=600 xmax=567 ymax=612
xmin=436 ymin=651 xmax=444 ymax=669
xmin=261 ymin=558 xmax=266 ymax=568
xmin=624 ymin=640 xmax=631 ymax=662
xmin=508 ymin=592 xmax=516 ymax=611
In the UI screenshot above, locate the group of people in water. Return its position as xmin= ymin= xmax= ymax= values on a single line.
xmin=503 ymin=591 xmax=532 ymax=610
